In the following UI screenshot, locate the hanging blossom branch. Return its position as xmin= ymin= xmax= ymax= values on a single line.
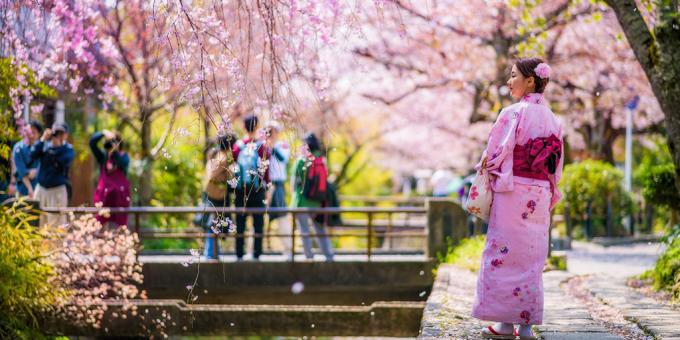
xmin=1 ymin=0 xmax=122 ymax=125
xmin=159 ymin=0 xmax=371 ymax=134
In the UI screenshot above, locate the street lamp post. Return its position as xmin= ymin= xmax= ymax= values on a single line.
xmin=624 ymin=95 xmax=640 ymax=235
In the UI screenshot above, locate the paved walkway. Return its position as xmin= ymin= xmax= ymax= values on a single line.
xmin=539 ymin=272 xmax=623 ymax=340
xmin=420 ymin=242 xmax=678 ymax=339
xmin=566 ymin=241 xmax=663 ymax=278
xmin=419 ymin=265 xmax=622 ymax=339
xmin=586 ymin=276 xmax=680 ymax=339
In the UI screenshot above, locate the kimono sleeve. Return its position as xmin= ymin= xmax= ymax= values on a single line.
xmin=473 ymin=107 xmax=521 ymax=192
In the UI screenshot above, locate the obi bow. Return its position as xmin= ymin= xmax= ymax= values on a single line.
xmin=526 ymin=134 xmax=561 ymax=175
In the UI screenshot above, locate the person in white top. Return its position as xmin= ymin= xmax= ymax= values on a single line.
xmin=265 ymin=122 xmax=293 ymax=260
xmin=430 ymin=168 xmax=454 ymax=197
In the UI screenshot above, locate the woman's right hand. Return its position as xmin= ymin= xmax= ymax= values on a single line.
xmin=41 ymin=129 xmax=52 ymax=142
xmin=102 ymin=129 xmax=115 ymax=140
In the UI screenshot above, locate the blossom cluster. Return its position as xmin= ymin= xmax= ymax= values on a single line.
xmin=48 ymin=214 xmax=143 ymax=329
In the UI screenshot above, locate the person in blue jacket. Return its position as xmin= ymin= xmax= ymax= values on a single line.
xmin=31 ymin=122 xmax=74 ymax=226
xmin=13 ymin=120 xmax=43 ymax=197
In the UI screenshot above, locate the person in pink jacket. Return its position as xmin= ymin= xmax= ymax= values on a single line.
xmin=472 ymin=58 xmax=564 ymax=340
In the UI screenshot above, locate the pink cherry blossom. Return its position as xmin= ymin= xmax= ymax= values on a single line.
xmin=534 ymin=63 xmax=551 ymax=79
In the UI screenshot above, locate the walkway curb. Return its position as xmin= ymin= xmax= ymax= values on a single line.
xmin=585 ymin=276 xmax=680 ymax=339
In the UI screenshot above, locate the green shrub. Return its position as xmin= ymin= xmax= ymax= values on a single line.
xmin=557 ymin=160 xmax=633 ymax=238
xmin=0 ymin=202 xmax=63 ymax=339
xmin=637 ymin=161 xmax=679 ymax=212
xmin=632 ymin=140 xmax=680 ymax=301
xmin=649 ymin=237 xmax=680 ymax=301
xmin=633 ymin=138 xmax=676 ymax=233
xmin=440 ymin=235 xmax=486 ymax=272
xmin=546 ymin=254 xmax=567 ymax=271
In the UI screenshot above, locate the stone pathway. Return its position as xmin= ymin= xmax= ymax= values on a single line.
xmin=419 ymin=264 xmax=484 ymax=339
xmin=420 ymin=254 xmax=680 ymax=339
xmin=419 ymin=265 xmax=621 ymax=339
xmin=538 ymin=272 xmax=623 ymax=340
xmin=585 ymin=276 xmax=680 ymax=339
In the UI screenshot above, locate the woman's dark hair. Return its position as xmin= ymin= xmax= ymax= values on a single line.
xmin=304 ymin=132 xmax=321 ymax=153
xmin=217 ymin=133 xmax=236 ymax=151
xmin=243 ymin=115 xmax=259 ymax=133
xmin=29 ymin=120 xmax=43 ymax=134
xmin=515 ymin=57 xmax=549 ymax=94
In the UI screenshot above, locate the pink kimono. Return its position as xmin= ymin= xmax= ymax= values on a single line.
xmin=471 ymin=93 xmax=564 ymax=325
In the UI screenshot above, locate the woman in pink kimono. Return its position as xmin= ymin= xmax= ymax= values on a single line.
xmin=472 ymin=58 xmax=564 ymax=340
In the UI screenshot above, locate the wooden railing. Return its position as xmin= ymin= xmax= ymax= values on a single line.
xmin=40 ymin=206 xmax=428 ymax=261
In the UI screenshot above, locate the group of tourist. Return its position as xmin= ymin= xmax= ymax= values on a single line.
xmin=1 ymin=114 xmax=336 ymax=262
xmin=197 ymin=115 xmax=335 ymax=262
xmin=1 ymin=120 xmax=130 ymax=228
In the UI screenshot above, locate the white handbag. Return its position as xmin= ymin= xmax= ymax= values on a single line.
xmin=465 ymin=158 xmax=493 ymax=221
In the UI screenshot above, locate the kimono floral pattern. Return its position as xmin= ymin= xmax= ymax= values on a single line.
xmin=471 ymin=93 xmax=564 ymax=325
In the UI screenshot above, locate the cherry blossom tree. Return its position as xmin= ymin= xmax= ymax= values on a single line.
xmin=547 ymin=10 xmax=664 ymax=162
xmin=0 ymin=0 xmax=118 ymax=120
xmin=320 ymin=0 xmax=576 ymax=174
xmin=343 ymin=0 xmax=663 ymax=172
xmin=3 ymin=0 xmax=670 ymax=192
xmin=1 ymin=0 xmax=358 ymax=204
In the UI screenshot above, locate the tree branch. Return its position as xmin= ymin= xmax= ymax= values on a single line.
xmin=150 ymin=105 xmax=179 ymax=158
xmin=388 ymin=0 xmax=492 ymax=43
xmin=114 ymin=111 xmax=141 ymax=136
xmin=353 ymin=47 xmax=429 ymax=75
xmin=361 ymin=77 xmax=457 ymax=105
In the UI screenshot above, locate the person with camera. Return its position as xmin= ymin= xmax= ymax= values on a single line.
xmin=198 ymin=133 xmax=237 ymax=259
xmin=31 ymin=123 xmax=74 ymax=226
xmin=89 ymin=129 xmax=131 ymax=227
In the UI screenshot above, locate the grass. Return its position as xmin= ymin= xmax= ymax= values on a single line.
xmin=440 ymin=235 xmax=486 ymax=272
xmin=545 ymin=253 xmax=568 ymax=271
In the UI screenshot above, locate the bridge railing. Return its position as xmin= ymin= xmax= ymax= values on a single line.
xmin=338 ymin=195 xmax=429 ymax=205
xmin=40 ymin=205 xmax=429 ymax=261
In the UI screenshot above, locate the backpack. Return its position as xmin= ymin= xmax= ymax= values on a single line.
xmin=303 ymin=155 xmax=328 ymax=201
xmin=236 ymin=139 xmax=263 ymax=188
xmin=313 ymin=181 xmax=343 ymax=226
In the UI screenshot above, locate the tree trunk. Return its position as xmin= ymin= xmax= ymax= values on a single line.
xmin=656 ymin=40 xmax=680 ymax=200
xmin=138 ymin=112 xmax=153 ymax=206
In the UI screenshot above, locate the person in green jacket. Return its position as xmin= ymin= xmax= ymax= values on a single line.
xmin=290 ymin=133 xmax=334 ymax=261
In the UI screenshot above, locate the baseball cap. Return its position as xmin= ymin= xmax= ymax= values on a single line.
xmin=51 ymin=122 xmax=69 ymax=134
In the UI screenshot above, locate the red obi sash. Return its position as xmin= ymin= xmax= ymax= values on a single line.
xmin=512 ymin=134 xmax=562 ymax=181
